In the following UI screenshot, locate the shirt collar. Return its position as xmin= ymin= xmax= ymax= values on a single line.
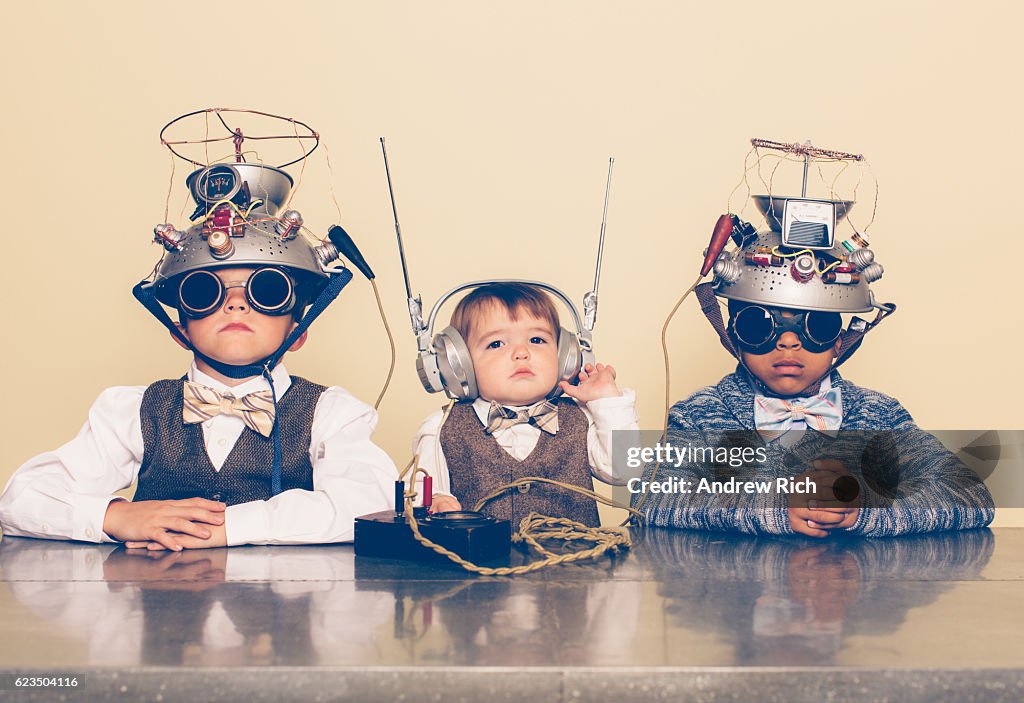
xmin=188 ymin=362 xmax=292 ymax=398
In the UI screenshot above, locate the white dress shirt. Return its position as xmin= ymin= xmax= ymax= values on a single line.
xmin=0 ymin=363 xmax=397 ymax=546
xmin=411 ymin=390 xmax=639 ymax=501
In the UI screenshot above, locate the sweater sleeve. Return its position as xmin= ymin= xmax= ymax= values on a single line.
xmin=846 ymin=400 xmax=995 ymax=537
xmin=636 ymin=396 xmax=793 ymax=536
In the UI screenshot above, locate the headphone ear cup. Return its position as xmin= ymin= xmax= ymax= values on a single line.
xmin=433 ymin=326 xmax=478 ymax=401
xmin=556 ymin=326 xmax=582 ymax=386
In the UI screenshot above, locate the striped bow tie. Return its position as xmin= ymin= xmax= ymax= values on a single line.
xmin=182 ymin=381 xmax=276 ymax=437
xmin=484 ymin=400 xmax=559 ymax=436
xmin=754 ymin=388 xmax=842 ymax=441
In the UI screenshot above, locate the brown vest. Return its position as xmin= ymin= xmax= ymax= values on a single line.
xmin=440 ymin=399 xmax=601 ymax=527
xmin=134 ymin=376 xmax=326 ymax=506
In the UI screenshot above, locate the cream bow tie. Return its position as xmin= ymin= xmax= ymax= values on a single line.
xmin=182 ymin=381 xmax=275 ymax=437
xmin=484 ymin=400 xmax=559 ymax=436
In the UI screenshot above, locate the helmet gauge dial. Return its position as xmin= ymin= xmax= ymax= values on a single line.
xmin=191 ymin=165 xmax=242 ymax=206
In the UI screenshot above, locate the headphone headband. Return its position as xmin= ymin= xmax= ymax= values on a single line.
xmin=419 ymin=279 xmax=591 ymax=352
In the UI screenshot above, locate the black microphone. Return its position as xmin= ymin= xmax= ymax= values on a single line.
xmin=328 ymin=225 xmax=375 ymax=280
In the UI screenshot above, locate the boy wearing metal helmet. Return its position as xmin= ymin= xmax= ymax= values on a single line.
xmin=0 ymin=163 xmax=397 ymax=550
xmin=639 ymin=199 xmax=993 ymax=537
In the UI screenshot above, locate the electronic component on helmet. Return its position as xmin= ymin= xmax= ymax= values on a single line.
xmin=860 ymin=262 xmax=884 ymax=282
xmin=745 ymin=251 xmax=783 ymax=267
xmin=207 ymin=229 xmax=234 ymax=259
xmin=713 ymin=255 xmax=742 ymax=284
xmin=276 ymin=210 xmax=303 ymax=240
xmin=153 ymin=224 xmax=186 ymax=252
xmin=730 ymin=218 xmax=759 ymax=247
xmin=822 ymin=271 xmax=860 ymax=284
xmin=790 ymin=253 xmax=816 ymax=282
xmin=841 ymin=232 xmax=870 ymax=252
xmin=848 ymin=247 xmax=875 ymax=269
xmin=782 ymin=198 xmax=836 ymax=250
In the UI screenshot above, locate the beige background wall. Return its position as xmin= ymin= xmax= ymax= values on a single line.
xmin=1 ymin=1 xmax=1020 ymax=524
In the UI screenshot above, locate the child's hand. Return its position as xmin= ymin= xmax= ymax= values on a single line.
xmin=788 ymin=507 xmax=852 ymax=537
xmin=430 ymin=494 xmax=462 ymax=513
xmin=104 ymin=498 xmax=226 ymax=552
xmin=559 ymin=363 xmax=622 ymax=404
xmin=787 ymin=460 xmax=860 ymax=536
xmin=124 ymin=523 xmax=227 ymax=551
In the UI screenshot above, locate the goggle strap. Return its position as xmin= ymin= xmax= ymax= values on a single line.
xmin=133 ymin=280 xmax=196 ymax=352
xmin=265 ymin=268 xmax=353 ymax=372
xmin=696 ymin=282 xmax=739 ymax=358
xmin=833 ymin=302 xmax=896 ymax=370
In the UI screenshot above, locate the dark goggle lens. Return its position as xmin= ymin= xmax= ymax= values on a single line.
xmin=247 ymin=268 xmax=294 ymax=314
xmin=178 ymin=271 xmax=223 ymax=316
xmin=804 ymin=311 xmax=842 ymax=346
xmin=733 ymin=306 xmax=775 ymax=347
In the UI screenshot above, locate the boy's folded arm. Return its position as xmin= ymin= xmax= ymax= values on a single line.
xmin=641 ymin=462 xmax=792 ymax=535
xmin=223 ymin=387 xmax=399 ymax=546
xmin=0 ymin=386 xmax=146 ymax=543
xmin=638 ymin=406 xmax=792 ymax=535
xmin=845 ymin=418 xmax=995 ymax=537
xmin=581 ymin=388 xmax=639 ymax=485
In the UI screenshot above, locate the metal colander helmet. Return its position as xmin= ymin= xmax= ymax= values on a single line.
xmin=709 ymin=195 xmax=886 ymax=314
xmin=150 ymin=162 xmax=338 ymax=310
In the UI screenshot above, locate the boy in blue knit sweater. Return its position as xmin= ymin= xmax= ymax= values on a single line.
xmin=640 ymin=205 xmax=994 ymax=537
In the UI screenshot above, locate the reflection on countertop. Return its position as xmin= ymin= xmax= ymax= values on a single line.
xmin=0 ymin=528 xmax=1018 ymax=670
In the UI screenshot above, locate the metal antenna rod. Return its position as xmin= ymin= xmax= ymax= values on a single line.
xmin=379 ymin=137 xmax=425 ymax=336
xmin=801 ymin=139 xmax=811 ymax=197
xmin=380 ymin=137 xmax=414 ymax=301
xmin=583 ymin=157 xmax=614 ymax=332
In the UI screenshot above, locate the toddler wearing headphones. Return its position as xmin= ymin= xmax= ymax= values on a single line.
xmin=413 ymin=283 xmax=638 ymax=527
xmin=0 ymin=167 xmax=397 ymax=550
xmin=639 ymin=211 xmax=993 ymax=537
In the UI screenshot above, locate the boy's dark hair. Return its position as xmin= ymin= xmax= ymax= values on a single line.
xmin=451 ymin=283 xmax=560 ymax=341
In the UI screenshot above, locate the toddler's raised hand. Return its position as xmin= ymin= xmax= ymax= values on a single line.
xmin=559 ymin=363 xmax=622 ymax=403
xmin=430 ymin=494 xmax=462 ymax=513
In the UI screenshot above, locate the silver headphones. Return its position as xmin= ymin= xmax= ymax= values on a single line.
xmin=380 ymin=139 xmax=613 ymax=401
xmin=415 ymin=280 xmax=595 ymax=401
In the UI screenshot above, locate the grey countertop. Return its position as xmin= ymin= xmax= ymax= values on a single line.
xmin=1 ymin=527 xmax=1022 ymax=702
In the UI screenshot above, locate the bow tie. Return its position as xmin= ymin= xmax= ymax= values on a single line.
xmin=182 ymin=381 xmax=276 ymax=438
xmin=754 ymin=388 xmax=842 ymax=440
xmin=484 ymin=400 xmax=559 ymax=436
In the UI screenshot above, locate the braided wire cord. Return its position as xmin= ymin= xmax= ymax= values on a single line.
xmin=399 ymin=477 xmax=636 ymax=576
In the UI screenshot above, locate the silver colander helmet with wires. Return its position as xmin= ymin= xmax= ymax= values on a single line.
xmin=709 ymin=195 xmax=886 ymax=314
xmin=149 ymin=162 xmax=340 ymax=309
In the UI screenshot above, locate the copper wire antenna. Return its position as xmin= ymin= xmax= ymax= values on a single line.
xmin=160 ymin=108 xmax=320 ymax=168
xmin=750 ymin=138 xmax=864 ymax=197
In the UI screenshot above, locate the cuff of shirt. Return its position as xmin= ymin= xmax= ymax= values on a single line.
xmin=224 ymin=502 xmax=271 ymax=546
xmin=585 ymin=388 xmax=638 ymax=429
xmin=80 ymin=495 xmax=125 ymax=543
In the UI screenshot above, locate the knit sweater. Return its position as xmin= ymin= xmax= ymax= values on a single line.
xmin=638 ymin=368 xmax=995 ymax=537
